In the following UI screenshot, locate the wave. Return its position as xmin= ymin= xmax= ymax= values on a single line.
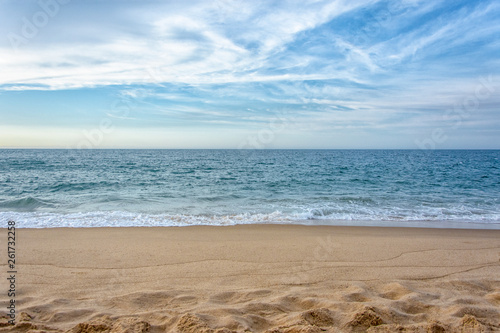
xmin=0 ymin=197 xmax=56 ymax=211
xmin=48 ymin=181 xmax=119 ymax=192
xmin=1 ymin=208 xmax=499 ymax=229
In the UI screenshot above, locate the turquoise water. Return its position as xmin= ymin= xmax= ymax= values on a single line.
xmin=0 ymin=149 xmax=499 ymax=228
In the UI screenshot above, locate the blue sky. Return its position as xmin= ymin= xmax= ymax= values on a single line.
xmin=0 ymin=0 xmax=499 ymax=148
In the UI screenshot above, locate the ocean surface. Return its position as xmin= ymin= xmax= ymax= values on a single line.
xmin=1 ymin=149 xmax=499 ymax=228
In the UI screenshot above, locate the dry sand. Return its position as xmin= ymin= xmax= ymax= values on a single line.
xmin=1 ymin=225 xmax=499 ymax=332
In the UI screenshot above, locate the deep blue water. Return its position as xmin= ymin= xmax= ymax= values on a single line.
xmin=1 ymin=149 xmax=499 ymax=228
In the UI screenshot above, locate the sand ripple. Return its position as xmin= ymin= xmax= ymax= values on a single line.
xmin=1 ymin=280 xmax=499 ymax=332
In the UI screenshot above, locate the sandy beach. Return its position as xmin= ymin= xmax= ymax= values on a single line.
xmin=1 ymin=225 xmax=499 ymax=332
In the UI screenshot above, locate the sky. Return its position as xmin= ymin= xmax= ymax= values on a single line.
xmin=0 ymin=0 xmax=499 ymax=149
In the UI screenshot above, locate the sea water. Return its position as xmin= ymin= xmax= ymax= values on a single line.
xmin=1 ymin=149 xmax=499 ymax=228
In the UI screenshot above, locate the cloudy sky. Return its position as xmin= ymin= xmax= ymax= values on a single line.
xmin=0 ymin=0 xmax=499 ymax=148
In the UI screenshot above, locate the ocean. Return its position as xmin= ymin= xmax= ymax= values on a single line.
xmin=1 ymin=149 xmax=499 ymax=228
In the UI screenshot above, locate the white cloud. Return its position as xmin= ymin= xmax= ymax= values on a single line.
xmin=0 ymin=0 xmax=380 ymax=90
xmin=1 ymin=0 xmax=499 ymax=149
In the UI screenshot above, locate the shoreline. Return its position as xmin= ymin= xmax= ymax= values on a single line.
xmin=8 ymin=219 xmax=500 ymax=230
xmin=1 ymin=224 xmax=499 ymax=332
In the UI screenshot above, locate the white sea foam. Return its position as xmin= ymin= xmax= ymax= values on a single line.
xmin=2 ymin=209 xmax=499 ymax=229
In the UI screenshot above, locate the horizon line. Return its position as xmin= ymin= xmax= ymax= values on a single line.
xmin=1 ymin=148 xmax=499 ymax=151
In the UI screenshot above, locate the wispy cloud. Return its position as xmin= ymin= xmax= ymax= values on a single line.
xmin=0 ymin=0 xmax=499 ymax=148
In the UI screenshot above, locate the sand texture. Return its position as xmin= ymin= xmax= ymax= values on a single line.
xmin=1 ymin=225 xmax=499 ymax=332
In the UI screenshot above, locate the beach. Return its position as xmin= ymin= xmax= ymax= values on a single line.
xmin=2 ymin=0 xmax=500 ymax=330
xmin=1 ymin=225 xmax=499 ymax=332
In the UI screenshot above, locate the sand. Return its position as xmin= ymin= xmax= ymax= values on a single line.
xmin=1 ymin=225 xmax=499 ymax=332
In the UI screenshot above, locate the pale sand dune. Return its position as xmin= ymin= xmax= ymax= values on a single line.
xmin=1 ymin=225 xmax=499 ymax=332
